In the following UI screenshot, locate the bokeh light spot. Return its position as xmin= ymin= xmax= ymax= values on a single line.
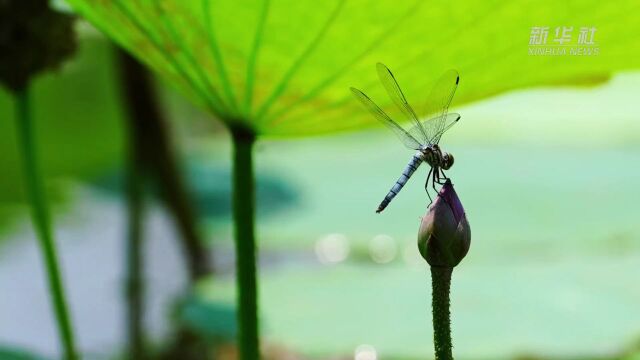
xmin=315 ymin=233 xmax=350 ymax=264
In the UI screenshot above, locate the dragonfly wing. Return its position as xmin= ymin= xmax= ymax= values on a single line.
xmin=408 ymin=113 xmax=460 ymax=144
xmin=433 ymin=113 xmax=461 ymax=144
xmin=350 ymin=87 xmax=422 ymax=150
xmin=376 ymin=63 xmax=428 ymax=143
xmin=419 ymin=69 xmax=459 ymax=144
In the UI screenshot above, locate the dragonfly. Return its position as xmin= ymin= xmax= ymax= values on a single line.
xmin=350 ymin=63 xmax=460 ymax=213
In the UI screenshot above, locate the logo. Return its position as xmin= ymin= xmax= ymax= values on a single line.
xmin=529 ymin=26 xmax=599 ymax=56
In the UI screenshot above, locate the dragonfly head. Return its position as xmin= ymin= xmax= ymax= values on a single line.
xmin=442 ymin=152 xmax=454 ymax=170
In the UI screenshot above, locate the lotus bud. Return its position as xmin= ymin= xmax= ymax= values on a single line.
xmin=418 ymin=179 xmax=470 ymax=268
xmin=0 ymin=0 xmax=76 ymax=92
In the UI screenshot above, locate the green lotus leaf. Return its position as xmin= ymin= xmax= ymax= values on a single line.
xmin=66 ymin=0 xmax=640 ymax=137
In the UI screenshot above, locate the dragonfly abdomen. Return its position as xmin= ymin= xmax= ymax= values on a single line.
xmin=376 ymin=153 xmax=424 ymax=213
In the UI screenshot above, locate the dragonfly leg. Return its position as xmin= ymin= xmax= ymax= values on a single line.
xmin=433 ymin=167 xmax=448 ymax=185
xmin=424 ymin=166 xmax=433 ymax=192
xmin=432 ymin=167 xmax=440 ymax=194
xmin=438 ymin=169 xmax=449 ymax=183
xmin=424 ymin=167 xmax=433 ymax=205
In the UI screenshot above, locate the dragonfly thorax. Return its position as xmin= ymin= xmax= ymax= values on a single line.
xmin=420 ymin=144 xmax=454 ymax=170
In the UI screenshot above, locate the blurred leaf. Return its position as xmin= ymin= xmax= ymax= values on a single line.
xmin=186 ymin=160 xmax=300 ymax=220
xmin=0 ymin=346 xmax=47 ymax=360
xmin=66 ymin=0 xmax=640 ymax=137
xmin=179 ymin=295 xmax=237 ymax=342
xmin=91 ymin=158 xmax=300 ymax=220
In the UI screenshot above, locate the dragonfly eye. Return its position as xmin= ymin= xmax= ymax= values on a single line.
xmin=442 ymin=153 xmax=454 ymax=170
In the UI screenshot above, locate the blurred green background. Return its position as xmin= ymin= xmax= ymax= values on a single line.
xmin=1 ymin=6 xmax=640 ymax=360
